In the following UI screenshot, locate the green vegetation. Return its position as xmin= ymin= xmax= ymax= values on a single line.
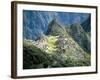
xmin=44 ymin=36 xmax=58 ymax=54
xmin=23 ymin=37 xmax=90 ymax=69
xmin=66 ymin=23 xmax=91 ymax=53
xmin=23 ymin=40 xmax=52 ymax=69
xmin=47 ymin=19 xmax=67 ymax=37
xmin=23 ymin=19 xmax=91 ymax=69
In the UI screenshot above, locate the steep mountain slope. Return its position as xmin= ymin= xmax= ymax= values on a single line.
xmin=66 ymin=23 xmax=91 ymax=53
xmin=46 ymin=20 xmax=90 ymax=61
xmin=46 ymin=19 xmax=67 ymax=37
xmin=23 ymin=40 xmax=52 ymax=69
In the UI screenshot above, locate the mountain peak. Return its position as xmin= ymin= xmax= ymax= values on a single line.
xmin=46 ymin=19 xmax=67 ymax=37
xmin=49 ymin=18 xmax=61 ymax=27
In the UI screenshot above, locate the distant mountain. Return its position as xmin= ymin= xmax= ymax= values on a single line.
xmin=66 ymin=23 xmax=91 ymax=53
xmin=23 ymin=10 xmax=90 ymax=40
xmin=81 ymin=15 xmax=91 ymax=32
